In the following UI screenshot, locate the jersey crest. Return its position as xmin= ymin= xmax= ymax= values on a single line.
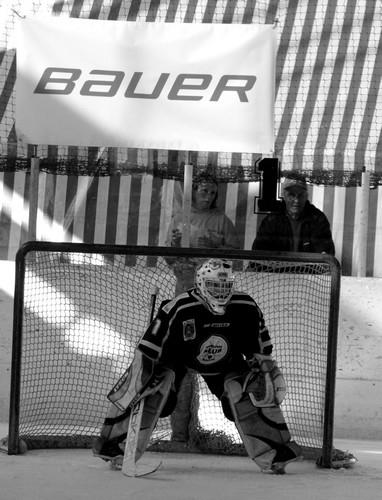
xmin=183 ymin=319 xmax=196 ymax=341
xmin=197 ymin=335 xmax=228 ymax=365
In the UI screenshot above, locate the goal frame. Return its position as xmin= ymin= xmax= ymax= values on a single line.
xmin=7 ymin=241 xmax=341 ymax=468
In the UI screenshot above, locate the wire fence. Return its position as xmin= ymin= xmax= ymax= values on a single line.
xmin=1 ymin=1 xmax=382 ymax=183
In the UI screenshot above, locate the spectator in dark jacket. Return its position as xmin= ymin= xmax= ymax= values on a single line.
xmin=250 ymin=175 xmax=357 ymax=468
xmin=252 ymin=176 xmax=335 ymax=255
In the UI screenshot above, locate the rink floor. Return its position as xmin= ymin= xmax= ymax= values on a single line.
xmin=1 ymin=422 xmax=381 ymax=500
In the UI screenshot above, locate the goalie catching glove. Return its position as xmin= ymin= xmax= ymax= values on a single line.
xmin=245 ymin=354 xmax=287 ymax=407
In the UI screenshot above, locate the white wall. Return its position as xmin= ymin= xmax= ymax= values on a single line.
xmin=334 ymin=278 xmax=382 ymax=439
xmin=0 ymin=260 xmax=15 ymax=424
xmin=0 ymin=261 xmax=381 ymax=439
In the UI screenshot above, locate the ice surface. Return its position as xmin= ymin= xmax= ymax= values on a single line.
xmin=1 ymin=422 xmax=381 ymax=500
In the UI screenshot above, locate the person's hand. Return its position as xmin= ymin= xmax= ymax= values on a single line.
xmin=197 ymin=231 xmax=221 ymax=248
xmin=196 ymin=236 xmax=211 ymax=248
xmin=171 ymin=229 xmax=182 ymax=247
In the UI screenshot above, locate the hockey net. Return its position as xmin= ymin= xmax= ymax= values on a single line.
xmin=6 ymin=242 xmax=340 ymax=466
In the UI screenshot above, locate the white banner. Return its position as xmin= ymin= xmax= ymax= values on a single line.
xmin=15 ymin=17 xmax=276 ymax=153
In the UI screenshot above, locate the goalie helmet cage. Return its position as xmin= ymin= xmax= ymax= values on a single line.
xmin=7 ymin=242 xmax=340 ymax=468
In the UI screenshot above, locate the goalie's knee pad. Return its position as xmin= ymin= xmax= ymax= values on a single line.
xmin=224 ymin=376 xmax=292 ymax=470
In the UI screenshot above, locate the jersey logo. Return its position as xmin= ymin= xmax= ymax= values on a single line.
xmin=183 ymin=319 xmax=196 ymax=341
xmin=197 ymin=335 xmax=228 ymax=365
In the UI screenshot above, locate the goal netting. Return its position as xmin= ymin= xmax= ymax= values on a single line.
xmin=7 ymin=242 xmax=340 ymax=466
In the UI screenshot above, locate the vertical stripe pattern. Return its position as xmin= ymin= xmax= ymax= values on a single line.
xmin=1 ymin=1 xmax=382 ymax=170
xmin=0 ymin=171 xmax=381 ymax=276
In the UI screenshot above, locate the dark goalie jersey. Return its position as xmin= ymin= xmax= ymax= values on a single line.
xmin=138 ymin=288 xmax=273 ymax=380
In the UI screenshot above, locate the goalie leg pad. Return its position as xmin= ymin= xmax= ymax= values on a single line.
xmin=133 ymin=369 xmax=175 ymax=461
xmin=224 ymin=377 xmax=293 ymax=470
xmin=99 ymin=403 xmax=130 ymax=443
xmin=97 ymin=369 xmax=174 ymax=459
xmin=107 ymin=350 xmax=155 ymax=411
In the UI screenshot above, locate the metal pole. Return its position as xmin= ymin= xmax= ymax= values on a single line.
xmin=28 ymin=149 xmax=39 ymax=242
xmin=181 ymin=154 xmax=193 ymax=248
xmin=357 ymin=167 xmax=370 ymax=277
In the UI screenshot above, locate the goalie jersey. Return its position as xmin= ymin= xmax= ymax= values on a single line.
xmin=138 ymin=289 xmax=273 ymax=380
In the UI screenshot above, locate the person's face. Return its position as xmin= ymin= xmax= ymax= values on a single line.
xmin=283 ymin=188 xmax=308 ymax=219
xmin=193 ymin=182 xmax=218 ymax=210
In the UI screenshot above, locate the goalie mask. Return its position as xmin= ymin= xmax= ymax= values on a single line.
xmin=195 ymin=259 xmax=234 ymax=315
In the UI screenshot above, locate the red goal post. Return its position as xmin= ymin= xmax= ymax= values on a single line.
xmin=6 ymin=242 xmax=340 ymax=468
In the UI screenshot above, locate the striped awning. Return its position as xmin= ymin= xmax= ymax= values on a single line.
xmin=1 ymin=0 xmax=382 ymax=174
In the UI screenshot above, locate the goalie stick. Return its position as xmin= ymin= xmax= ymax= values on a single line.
xmin=120 ymin=287 xmax=162 ymax=477
xmin=120 ymin=398 xmax=162 ymax=477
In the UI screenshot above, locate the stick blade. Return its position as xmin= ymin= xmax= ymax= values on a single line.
xmin=122 ymin=460 xmax=162 ymax=477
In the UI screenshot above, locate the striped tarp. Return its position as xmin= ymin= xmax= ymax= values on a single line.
xmin=1 ymin=0 xmax=382 ymax=171
xmin=1 ymin=170 xmax=381 ymax=276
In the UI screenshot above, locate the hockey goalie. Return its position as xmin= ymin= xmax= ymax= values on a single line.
xmin=93 ymin=258 xmax=302 ymax=475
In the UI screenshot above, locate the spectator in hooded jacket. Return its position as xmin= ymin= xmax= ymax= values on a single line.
xmin=166 ymin=172 xmax=240 ymax=295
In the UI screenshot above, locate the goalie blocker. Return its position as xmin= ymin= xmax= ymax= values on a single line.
xmin=93 ymin=258 xmax=302 ymax=474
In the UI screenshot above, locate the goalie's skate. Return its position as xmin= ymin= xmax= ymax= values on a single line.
xmin=93 ymin=440 xmax=162 ymax=477
xmin=316 ymin=447 xmax=358 ymax=469
xmin=92 ymin=436 xmax=124 ymax=463
xmin=261 ymin=442 xmax=303 ymax=475
xmin=262 ymin=455 xmax=302 ymax=475
xmin=330 ymin=448 xmax=358 ymax=469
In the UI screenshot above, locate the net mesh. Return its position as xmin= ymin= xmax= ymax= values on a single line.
xmin=1 ymin=156 xmax=381 ymax=187
xmin=11 ymin=246 xmax=339 ymax=457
